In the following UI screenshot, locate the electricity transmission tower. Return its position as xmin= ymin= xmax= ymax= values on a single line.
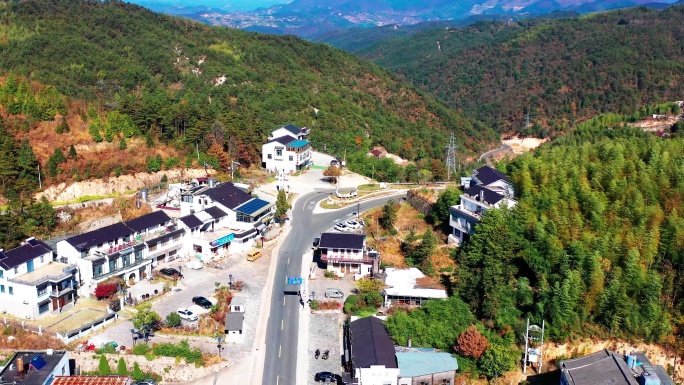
xmin=445 ymin=132 xmax=459 ymax=182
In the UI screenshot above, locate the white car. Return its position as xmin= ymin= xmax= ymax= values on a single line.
xmin=345 ymin=220 xmax=362 ymax=229
xmin=177 ymin=308 xmax=198 ymax=322
xmin=184 ymin=260 xmax=203 ymax=270
xmin=334 ymin=223 xmax=349 ymax=232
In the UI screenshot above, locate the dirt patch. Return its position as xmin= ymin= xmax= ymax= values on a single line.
xmin=37 ymin=168 xmax=210 ymax=203
xmin=629 ymin=116 xmax=678 ymax=132
xmin=364 ymin=202 xmax=455 ymax=272
xmin=502 ymin=136 xmax=549 ymax=154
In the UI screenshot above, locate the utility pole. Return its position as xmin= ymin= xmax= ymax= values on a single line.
xmin=230 ymin=161 xmax=241 ymax=181
xmin=37 ymin=164 xmax=42 ymax=189
xmin=196 ymin=140 xmax=200 ymax=160
xmin=523 ymin=318 xmax=545 ymax=374
xmin=445 ymin=132 xmax=458 ymax=182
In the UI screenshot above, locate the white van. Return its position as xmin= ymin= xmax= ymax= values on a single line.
xmin=325 ymin=288 xmax=344 ymax=299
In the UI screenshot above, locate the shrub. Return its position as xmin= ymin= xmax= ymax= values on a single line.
xmin=132 ymin=343 xmax=149 ymax=356
xmin=455 ymin=325 xmax=489 ymax=359
xmin=309 ymin=300 xmax=319 ymax=310
xmin=232 ymin=280 xmax=245 ymax=291
xmin=116 ymin=357 xmax=128 ymax=376
xmin=166 ymin=312 xmax=181 ymax=328
xmin=109 ymin=298 xmax=121 ymax=312
xmin=361 ymin=291 xmax=383 ymax=308
xmin=132 ymin=362 xmax=144 ymax=381
xmin=97 ymin=355 xmax=111 ymax=375
xmin=344 ymin=295 xmax=358 ymax=314
xmin=324 ymin=270 xmax=336 ymax=279
xmin=95 ymin=282 xmax=118 ymax=300
xmin=151 ymin=341 xmax=203 ymax=364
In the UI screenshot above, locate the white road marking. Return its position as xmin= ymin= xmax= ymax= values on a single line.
xmin=281 ymin=319 xmax=284 ymax=330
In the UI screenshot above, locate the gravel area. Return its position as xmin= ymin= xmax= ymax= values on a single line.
xmin=307 ymin=312 xmax=345 ymax=384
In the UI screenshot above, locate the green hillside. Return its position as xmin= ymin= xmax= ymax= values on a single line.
xmin=359 ymin=6 xmax=684 ymax=133
xmin=0 ymin=0 xmax=495 ymax=169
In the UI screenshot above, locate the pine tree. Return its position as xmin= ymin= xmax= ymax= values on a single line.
xmin=56 ymin=116 xmax=70 ymax=134
xmin=379 ymin=200 xmax=397 ymax=231
xmin=17 ymin=138 xmax=38 ymax=184
xmin=68 ymin=144 xmax=77 ymax=159
xmin=132 ymin=362 xmax=144 ymax=381
xmin=47 ymin=148 xmax=66 ymax=178
xmin=116 ymin=357 xmax=128 ymax=376
xmin=119 ymin=137 xmax=127 ymax=150
xmin=98 ymin=355 xmax=111 ymax=375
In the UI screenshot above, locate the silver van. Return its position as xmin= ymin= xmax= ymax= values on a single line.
xmin=325 ymin=288 xmax=344 ymax=299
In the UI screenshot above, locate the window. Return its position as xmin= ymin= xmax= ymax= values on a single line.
xmin=160 ymin=239 xmax=168 ymax=247
xmin=27 ymin=260 xmax=34 ymax=273
xmin=40 ymin=256 xmax=44 ymax=263
xmin=267 ymin=154 xmax=272 ymax=159
xmin=81 ymin=250 xmax=87 ymax=258
xmin=149 ymin=243 xmax=157 ymax=252
xmin=14 ymin=267 xmax=18 ymax=274
xmin=289 ymin=155 xmax=293 ymax=161
xmin=93 ymin=263 xmax=104 ymax=278
xmin=109 ymin=259 xmax=117 ymax=272
xmin=0 ymin=285 xmax=4 ymax=293
xmin=122 ymin=255 xmax=131 ymax=267
xmin=0 ymin=270 xmax=3 ymax=279
xmin=37 ymin=286 xmax=48 ymax=297
xmin=173 ymin=235 xmax=180 ymax=242
xmin=135 ymin=250 xmax=143 ymax=261
xmin=39 ymin=302 xmax=50 ymax=314
xmin=8 ymin=287 xmax=13 ymax=295
xmin=275 ymin=149 xmax=283 ymax=157
xmin=168 ymin=250 xmax=177 ymax=256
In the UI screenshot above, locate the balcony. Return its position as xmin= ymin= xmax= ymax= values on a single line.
xmin=51 ymin=285 xmax=76 ymax=297
xmin=93 ymin=258 xmax=150 ymax=281
xmin=452 ymin=221 xmax=474 ymax=235
xmin=321 ymin=253 xmax=376 ymax=264
xmin=452 ymin=205 xmax=484 ymax=221
xmin=9 ymin=264 xmax=78 ymax=286
xmin=89 ymin=239 xmax=144 ymax=259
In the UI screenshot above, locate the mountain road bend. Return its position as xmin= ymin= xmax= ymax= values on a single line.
xmin=261 ymin=190 xmax=407 ymax=385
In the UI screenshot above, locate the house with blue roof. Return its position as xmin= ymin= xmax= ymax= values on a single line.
xmin=396 ymin=351 xmax=458 ymax=385
xmin=262 ymin=124 xmax=312 ymax=173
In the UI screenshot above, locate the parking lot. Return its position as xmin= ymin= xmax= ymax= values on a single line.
xmin=87 ymin=245 xmax=274 ymax=358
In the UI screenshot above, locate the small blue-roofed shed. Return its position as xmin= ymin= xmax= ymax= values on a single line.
xmin=396 ymin=351 xmax=458 ymax=385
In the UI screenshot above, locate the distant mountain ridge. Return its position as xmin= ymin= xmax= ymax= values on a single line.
xmin=167 ymin=0 xmax=677 ymax=37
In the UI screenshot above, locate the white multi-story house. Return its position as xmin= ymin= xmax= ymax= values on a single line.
xmin=319 ymin=233 xmax=380 ymax=279
xmin=450 ymin=166 xmax=517 ymax=244
xmin=0 ymin=238 xmax=78 ymax=319
xmin=56 ymin=211 xmax=174 ymax=295
xmin=262 ymin=124 xmax=312 ymax=173
xmin=176 ymin=182 xmax=272 ymax=261
xmin=267 ymin=123 xmax=309 ymax=141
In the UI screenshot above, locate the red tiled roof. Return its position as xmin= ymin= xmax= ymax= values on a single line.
xmin=52 ymin=376 xmax=131 ymax=385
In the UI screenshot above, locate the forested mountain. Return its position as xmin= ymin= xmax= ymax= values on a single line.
xmin=0 ymin=0 xmax=494 ymax=179
xmin=358 ymin=6 xmax=684 ymax=133
xmin=455 ymin=117 xmax=684 ymax=344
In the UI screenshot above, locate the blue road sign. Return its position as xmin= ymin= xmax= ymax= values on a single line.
xmin=286 ymin=276 xmax=303 ymax=285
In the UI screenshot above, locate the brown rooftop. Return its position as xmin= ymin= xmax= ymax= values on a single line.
xmin=51 ymin=376 xmax=131 ymax=385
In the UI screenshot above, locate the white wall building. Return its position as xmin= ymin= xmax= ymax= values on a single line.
xmin=348 ymin=316 xmax=400 ymax=385
xmin=262 ymin=124 xmax=312 ymax=173
xmin=319 ymin=232 xmax=379 ymax=279
xmin=383 ymin=267 xmax=448 ymax=308
xmin=0 ymin=239 xmax=78 ymax=319
xmin=450 ymin=166 xmax=517 ymax=244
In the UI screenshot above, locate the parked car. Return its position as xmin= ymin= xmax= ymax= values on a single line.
xmin=158 ymin=268 xmax=181 ymax=278
xmin=314 ymin=371 xmax=341 ymax=384
xmin=345 ymin=220 xmax=362 ymax=229
xmin=132 ymin=380 xmax=157 ymax=385
xmin=246 ymin=250 xmax=263 ymax=261
xmin=334 ymin=223 xmax=348 ymax=232
xmin=325 ymin=288 xmax=344 ymax=299
xmin=192 ymin=296 xmax=213 ymax=309
xmin=177 ymin=308 xmax=198 ymax=321
xmin=184 ymin=260 xmax=203 ymax=270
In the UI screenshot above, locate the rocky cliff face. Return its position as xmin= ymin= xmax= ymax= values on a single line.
xmin=36 ymin=168 xmax=210 ymax=203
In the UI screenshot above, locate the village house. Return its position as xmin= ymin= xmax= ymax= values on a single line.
xmin=382 ymin=267 xmax=448 ymax=308
xmin=318 ymin=232 xmax=380 ymax=279
xmin=262 ymin=124 xmax=312 ymax=173
xmin=450 ymin=165 xmax=517 ymax=244
xmin=0 ymin=239 xmax=79 ymax=319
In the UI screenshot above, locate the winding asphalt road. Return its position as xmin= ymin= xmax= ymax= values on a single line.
xmin=478 ymin=144 xmax=511 ymax=163
xmin=262 ymin=190 xmax=407 ymax=385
